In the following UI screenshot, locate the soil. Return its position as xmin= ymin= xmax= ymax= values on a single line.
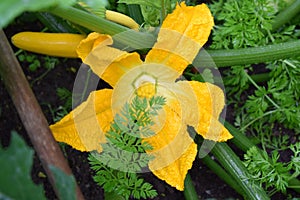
xmin=1 ymin=12 xmax=298 ymax=200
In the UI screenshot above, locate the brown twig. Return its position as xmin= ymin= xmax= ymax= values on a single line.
xmin=0 ymin=29 xmax=84 ymax=200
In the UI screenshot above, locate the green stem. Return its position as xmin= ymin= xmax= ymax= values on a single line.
xmin=201 ymin=155 xmax=244 ymax=196
xmin=30 ymin=67 xmax=52 ymax=86
xmin=160 ymin=0 xmax=166 ymax=24
xmin=251 ymin=73 xmax=271 ymax=83
xmin=246 ymin=73 xmax=281 ymax=109
xmin=35 ymin=12 xmax=79 ymax=33
xmin=224 ymin=121 xmax=300 ymax=193
xmin=183 ymin=173 xmax=199 ymax=200
xmin=128 ymin=5 xmax=144 ymax=25
xmin=49 ymin=6 xmax=300 ymax=67
xmin=212 ymin=143 xmax=270 ymax=200
xmin=272 ymin=0 xmax=300 ymax=31
xmin=224 ymin=121 xmax=254 ymax=152
xmin=240 ymin=110 xmax=278 ymax=132
xmin=49 ymin=6 xmax=155 ymax=49
xmin=195 ymin=40 xmax=300 ymax=67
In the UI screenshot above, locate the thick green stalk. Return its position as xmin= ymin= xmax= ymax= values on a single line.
xmin=49 ymin=6 xmax=155 ymax=49
xmin=194 ymin=40 xmax=300 ymax=67
xmin=128 ymin=5 xmax=144 ymax=25
xmin=272 ymin=0 xmax=300 ymax=31
xmin=201 ymin=155 xmax=243 ymax=195
xmin=212 ymin=143 xmax=270 ymax=200
xmin=224 ymin=121 xmax=254 ymax=152
xmin=183 ymin=173 xmax=199 ymax=200
xmin=224 ymin=121 xmax=300 ymax=193
xmin=49 ymin=6 xmax=300 ymax=67
xmin=35 ymin=12 xmax=79 ymax=33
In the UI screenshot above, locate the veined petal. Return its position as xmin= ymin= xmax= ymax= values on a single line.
xmin=83 ymin=39 xmax=143 ymax=87
xmin=145 ymin=3 xmax=214 ymax=78
xmin=176 ymin=81 xmax=233 ymax=142
xmin=144 ymin=99 xmax=197 ymax=191
xmin=50 ymin=89 xmax=113 ymax=152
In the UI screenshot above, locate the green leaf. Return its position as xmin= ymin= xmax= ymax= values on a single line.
xmin=0 ymin=132 xmax=46 ymax=200
xmin=0 ymin=0 xmax=76 ymax=28
xmin=49 ymin=165 xmax=76 ymax=200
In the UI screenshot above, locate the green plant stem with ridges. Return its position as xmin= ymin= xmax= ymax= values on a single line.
xmin=224 ymin=121 xmax=255 ymax=152
xmin=224 ymin=121 xmax=300 ymax=193
xmin=212 ymin=143 xmax=270 ymax=200
xmin=128 ymin=5 xmax=144 ymax=25
xmin=189 ymin=126 xmax=267 ymax=198
xmin=183 ymin=173 xmax=199 ymax=200
xmin=35 ymin=12 xmax=79 ymax=33
xmin=195 ymin=40 xmax=300 ymax=67
xmin=49 ymin=6 xmax=300 ymax=67
xmin=49 ymin=6 xmax=155 ymax=49
xmin=272 ymin=0 xmax=300 ymax=31
xmin=201 ymin=155 xmax=244 ymax=196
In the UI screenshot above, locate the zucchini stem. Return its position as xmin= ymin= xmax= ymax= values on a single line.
xmin=128 ymin=4 xmax=144 ymax=25
xmin=272 ymin=0 xmax=300 ymax=31
xmin=183 ymin=173 xmax=199 ymax=200
xmin=201 ymin=155 xmax=244 ymax=196
xmin=211 ymin=143 xmax=270 ymax=200
xmin=50 ymin=6 xmax=300 ymax=67
xmin=195 ymin=40 xmax=300 ymax=67
xmin=224 ymin=121 xmax=300 ymax=193
xmin=49 ymin=6 xmax=155 ymax=49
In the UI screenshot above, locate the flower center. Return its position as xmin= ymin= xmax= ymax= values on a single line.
xmin=136 ymin=82 xmax=156 ymax=98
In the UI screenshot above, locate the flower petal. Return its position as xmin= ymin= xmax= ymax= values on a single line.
xmin=50 ymin=89 xmax=113 ymax=152
xmin=76 ymin=32 xmax=111 ymax=61
xmin=176 ymin=81 xmax=233 ymax=141
xmin=78 ymin=32 xmax=143 ymax=87
xmin=145 ymin=3 xmax=214 ymax=78
xmin=144 ymin=99 xmax=197 ymax=191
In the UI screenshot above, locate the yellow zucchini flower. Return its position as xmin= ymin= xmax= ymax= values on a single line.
xmin=50 ymin=2 xmax=233 ymax=191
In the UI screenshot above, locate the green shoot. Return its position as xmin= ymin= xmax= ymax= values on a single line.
xmin=88 ymin=95 xmax=166 ymax=199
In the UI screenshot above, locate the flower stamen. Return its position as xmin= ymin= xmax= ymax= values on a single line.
xmin=136 ymin=82 xmax=156 ymax=98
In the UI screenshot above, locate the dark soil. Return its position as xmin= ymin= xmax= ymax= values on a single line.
xmin=1 ymin=12 xmax=298 ymax=200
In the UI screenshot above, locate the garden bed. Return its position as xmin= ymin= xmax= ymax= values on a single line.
xmin=1 ymin=1 xmax=300 ymax=199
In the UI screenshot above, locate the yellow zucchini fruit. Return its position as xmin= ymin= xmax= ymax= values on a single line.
xmin=105 ymin=10 xmax=140 ymax=30
xmin=11 ymin=32 xmax=86 ymax=58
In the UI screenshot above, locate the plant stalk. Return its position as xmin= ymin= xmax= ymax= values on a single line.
xmin=201 ymin=155 xmax=244 ymax=196
xmin=50 ymin=6 xmax=300 ymax=67
xmin=127 ymin=4 xmax=144 ymax=25
xmin=272 ymin=0 xmax=300 ymax=31
xmin=194 ymin=40 xmax=300 ymax=67
xmin=49 ymin=6 xmax=155 ymax=49
xmin=224 ymin=121 xmax=300 ymax=193
xmin=183 ymin=173 xmax=199 ymax=200
xmin=212 ymin=143 xmax=270 ymax=200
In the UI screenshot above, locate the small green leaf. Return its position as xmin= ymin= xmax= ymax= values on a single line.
xmin=0 ymin=132 xmax=46 ymax=200
xmin=0 ymin=0 xmax=76 ymax=28
xmin=49 ymin=165 xmax=76 ymax=200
